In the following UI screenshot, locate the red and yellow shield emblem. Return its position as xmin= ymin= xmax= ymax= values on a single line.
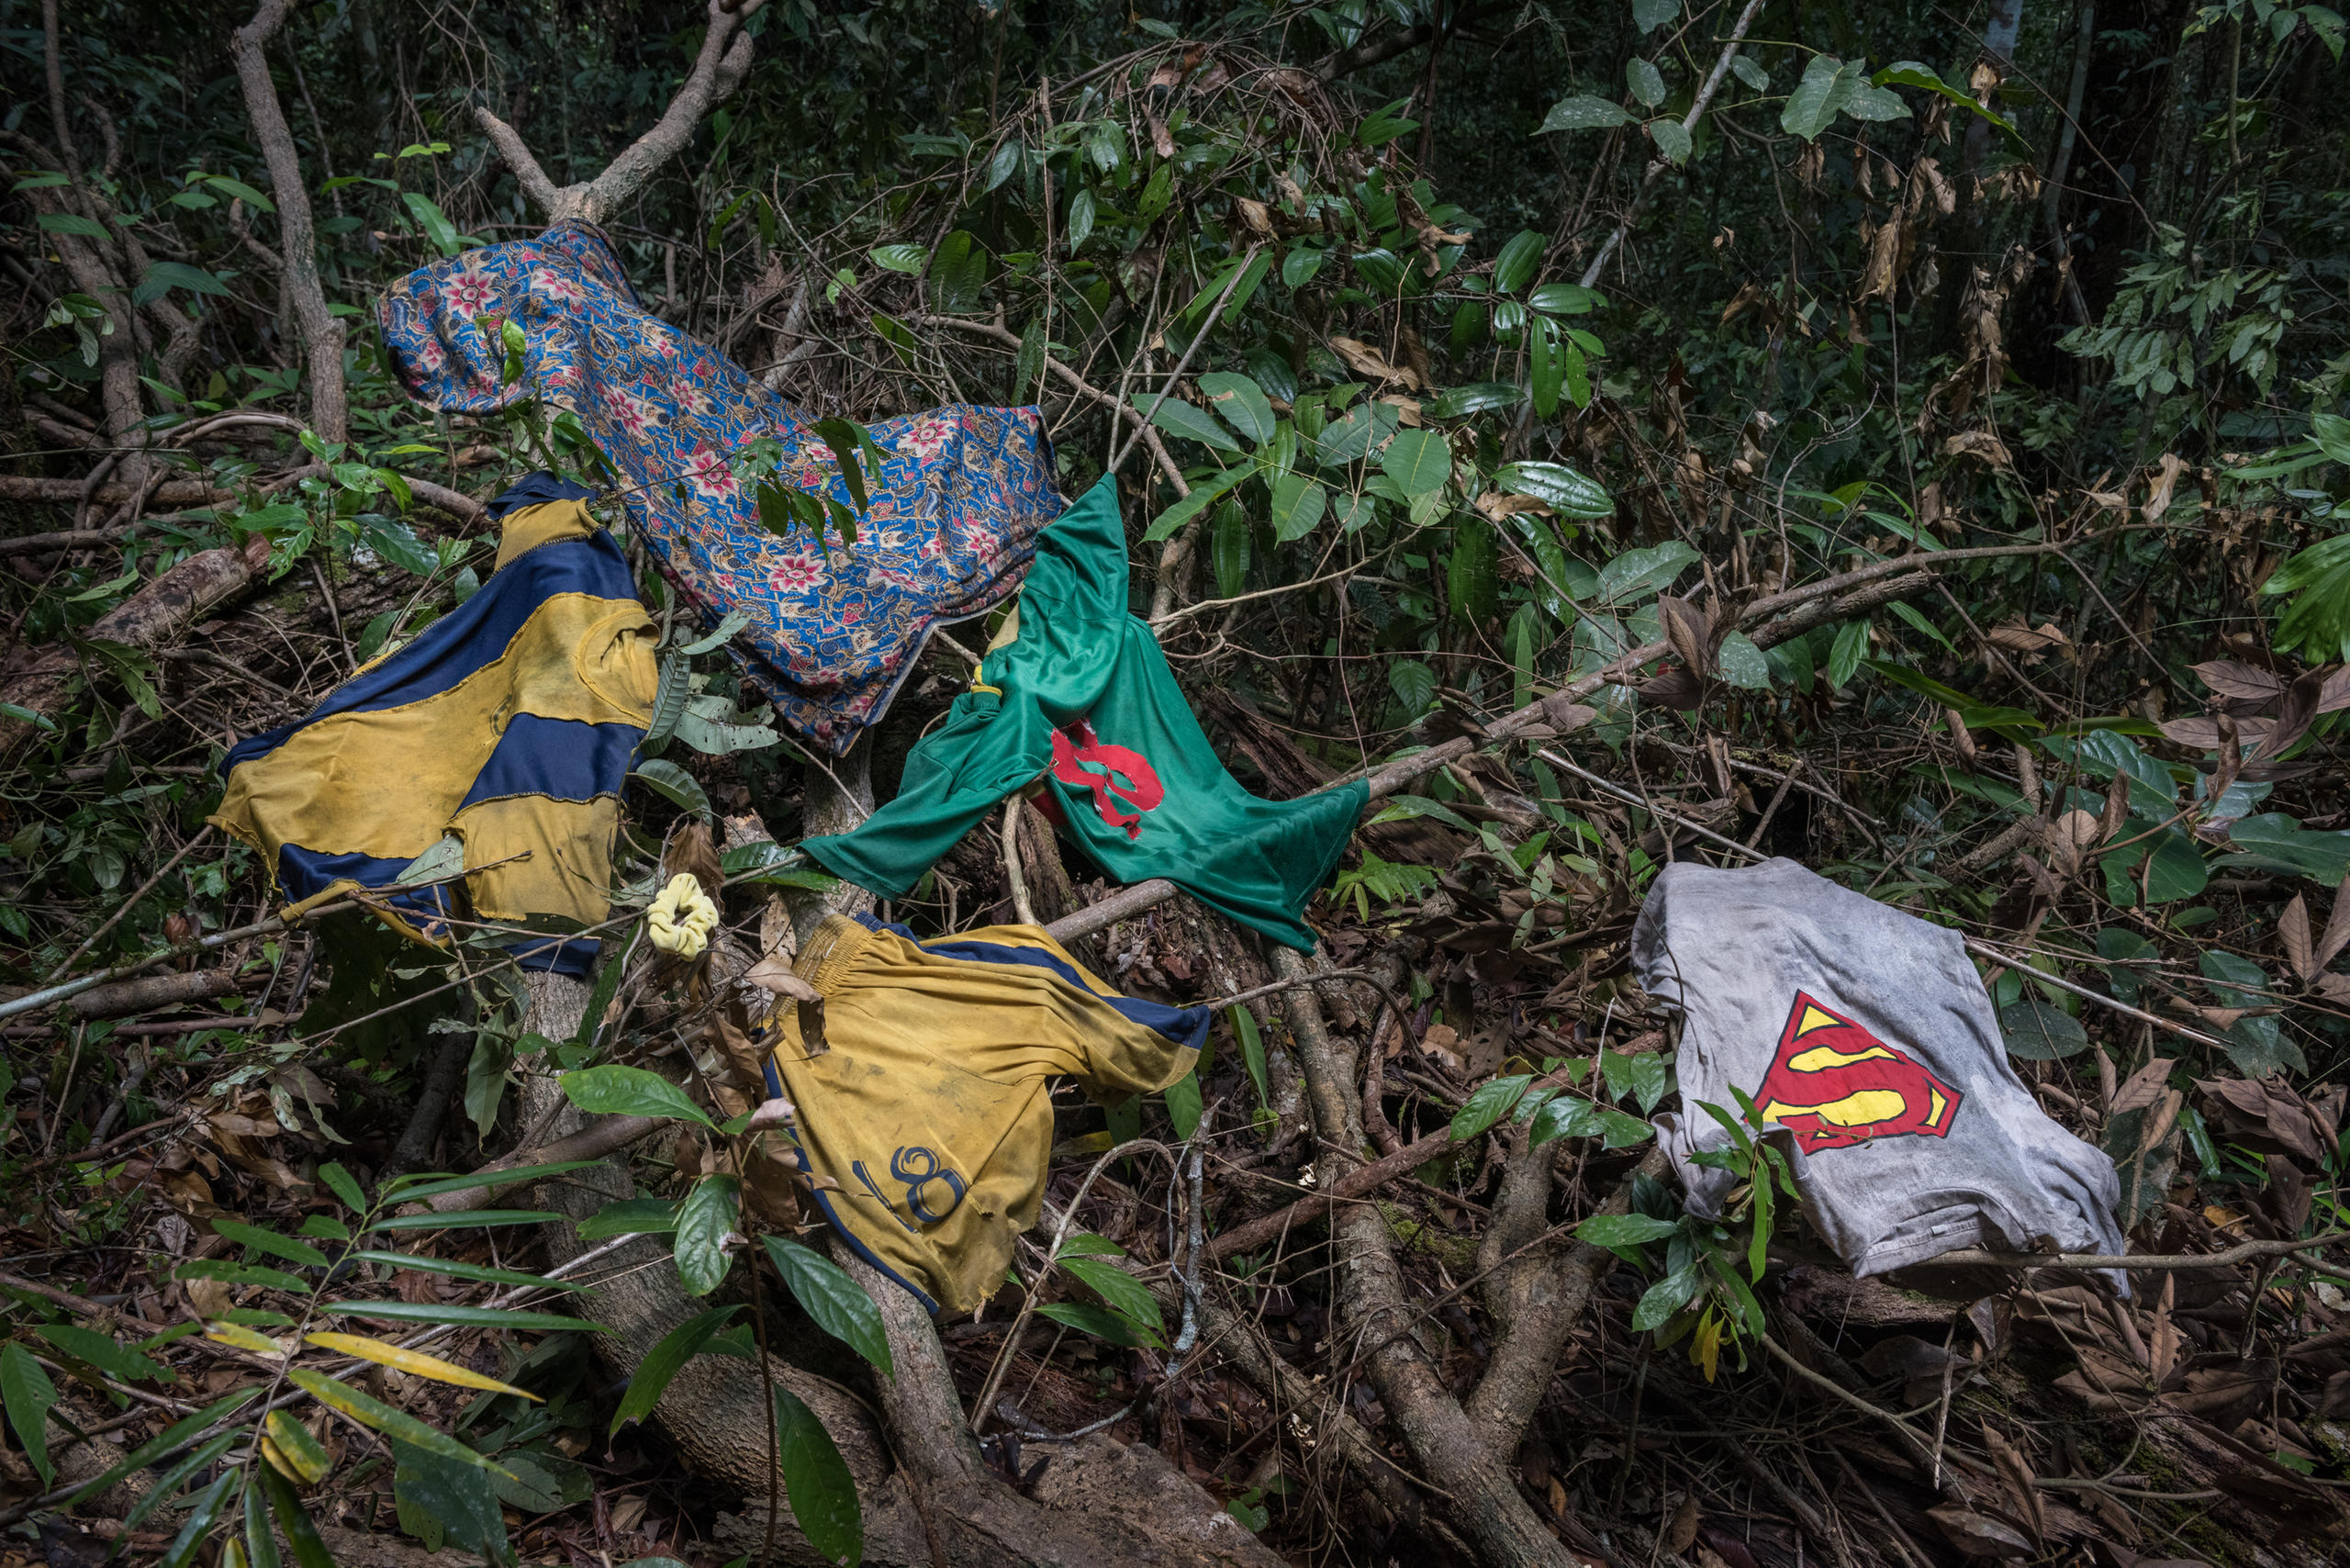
xmin=1753 ymin=991 xmax=1963 ymax=1150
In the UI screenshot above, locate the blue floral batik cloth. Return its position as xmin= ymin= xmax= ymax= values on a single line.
xmin=376 ymin=221 xmax=1064 ymax=754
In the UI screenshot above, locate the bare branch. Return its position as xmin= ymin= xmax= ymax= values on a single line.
xmin=476 ymin=0 xmax=769 ymax=223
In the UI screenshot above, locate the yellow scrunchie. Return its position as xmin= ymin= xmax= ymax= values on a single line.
xmin=646 ymin=872 xmax=720 ymax=958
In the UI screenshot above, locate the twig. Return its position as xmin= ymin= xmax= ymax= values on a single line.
xmin=1575 ymin=0 xmax=1767 ymax=288
xmin=1960 ymin=935 xmax=2231 ymax=1052
xmin=1927 ymin=1231 xmax=2344 ymax=1271
xmin=42 ymin=826 xmax=212 ymax=984
xmin=1109 ymin=244 xmax=1261 ymax=475
xmin=1001 ymin=797 xmax=1037 ymax=926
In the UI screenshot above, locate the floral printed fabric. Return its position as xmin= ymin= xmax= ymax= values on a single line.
xmin=377 ymin=221 xmax=1064 ymax=754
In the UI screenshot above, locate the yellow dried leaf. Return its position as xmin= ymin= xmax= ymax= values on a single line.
xmin=205 ymin=1321 xmax=284 ymax=1356
xmin=263 ymin=1410 xmax=332 ymax=1484
xmin=304 ymin=1332 xmax=539 ymax=1401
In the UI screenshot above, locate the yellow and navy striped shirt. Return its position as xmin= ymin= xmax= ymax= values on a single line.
xmin=210 ymin=476 xmax=658 ymax=976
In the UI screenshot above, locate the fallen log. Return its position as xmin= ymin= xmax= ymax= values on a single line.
xmin=62 ymin=968 xmax=244 ymax=1020
xmin=1 ymin=534 xmax=271 ymax=760
xmin=0 ymin=475 xmax=234 ymax=507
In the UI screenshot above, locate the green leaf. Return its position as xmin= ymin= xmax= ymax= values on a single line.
xmin=1211 ymin=498 xmax=1250 ymax=599
xmin=672 ymin=1173 xmax=741 ymax=1297
xmin=320 ymin=1301 xmax=588 ymax=1332
xmin=631 ymin=757 xmax=712 ymax=818
xmin=390 ymin=1437 xmax=506 ymax=1556
xmin=1781 ymin=53 xmax=1847 ymax=140
xmin=155 ymin=1470 xmax=236 ymax=1568
xmin=1827 ymin=620 xmax=1871 ymax=689
xmin=139 ymin=261 xmax=231 ymax=302
xmin=214 ymin=1215 xmax=331 ymax=1270
xmin=399 ymin=191 xmax=462 ymax=256
xmin=1452 ymin=1074 xmax=1533 ymax=1141
xmin=1574 ymin=1213 xmax=1678 ymax=1248
xmin=385 ymin=1160 xmax=605 ymax=1201
xmin=1195 ymin=373 xmax=1274 ymax=445
xmin=38 ymin=211 xmax=111 ymax=241
xmin=1598 ymin=1107 xmax=1656 ymax=1148
xmin=125 ymin=1433 xmax=239 ymax=1539
xmin=64 ymin=1388 xmax=260 ymax=1506
xmin=1388 ymin=657 xmax=1438 ymax=719
xmin=1627 ymin=59 xmax=1666 ymax=108
xmin=1999 ymin=999 xmax=2088 ymax=1060
xmin=319 ymin=1161 xmax=367 ymax=1215
xmin=177 ymin=1258 xmax=309 ymax=1293
xmin=869 ymin=243 xmax=925 ymax=274
xmin=762 ymin=1238 xmax=894 ymax=1376
xmin=1449 ymin=516 xmax=1500 ymax=624
xmin=1381 ymin=428 xmax=1451 ymax=498
xmin=1138 ymin=464 xmax=1250 ymax=543
xmin=1062 ymin=1256 xmax=1165 ymax=1338
xmin=1496 ymin=460 xmax=1611 ymax=519
xmin=259 ymin=1462 xmax=334 ymax=1568
xmin=2263 ymin=533 xmax=2350 ymax=664
xmin=1649 ymin=118 xmax=1692 ymax=164
xmin=1165 ymin=1070 xmax=1203 ymax=1139
xmin=611 ymin=1305 xmax=739 ymax=1436
xmin=677 ymin=610 xmax=752 ymax=656
xmin=1631 ymin=1263 xmax=1702 ymax=1331
xmin=204 ymin=175 xmax=274 ymax=211
xmin=1718 ymin=632 xmax=1771 ymax=689
xmin=1873 ymin=62 xmax=2031 ymax=155
xmin=561 ymin=1064 xmax=718 ymax=1129
xmin=1270 ymin=472 xmax=1326 ymax=543
xmin=346 ymin=1250 xmax=586 ymax=1293
xmin=578 ymin=1197 xmax=682 ymax=1238
xmin=1140 ymin=393 xmax=1243 ymax=453
xmin=1425 ymin=381 xmax=1525 ymax=420
xmin=288 ymin=1369 xmax=510 ymax=1474
xmin=1633 ymin=0 xmax=1679 ymax=32
xmin=773 ymin=1383 xmax=864 ymax=1568
xmin=366 ymin=1209 xmax=564 ymax=1231
xmin=36 ymin=1322 xmax=173 ymax=1383
xmin=1539 ymin=95 xmax=1636 ymax=132
xmin=1492 ymin=230 xmax=1546 ymax=295
xmin=1230 ymin=1004 xmax=1270 ymax=1112
xmin=243 ymin=1472 xmax=285 ymax=1568
xmin=2 ymin=1343 xmax=59 ymax=1487
xmin=1035 ymin=1301 xmax=1157 ymax=1348
xmin=1528 ymin=1094 xmax=1605 ymax=1147
xmin=1595 ymin=540 xmax=1698 ymax=604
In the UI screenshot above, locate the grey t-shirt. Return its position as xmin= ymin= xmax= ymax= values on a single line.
xmin=1633 ymin=857 xmax=2127 ymax=1279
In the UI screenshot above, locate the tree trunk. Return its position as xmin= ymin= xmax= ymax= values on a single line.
xmin=230 ymin=0 xmax=348 ymax=444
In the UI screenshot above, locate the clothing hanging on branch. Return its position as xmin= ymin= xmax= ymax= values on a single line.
xmin=209 ymin=476 xmax=655 ymax=978
xmin=806 ymin=474 xmax=1365 ymax=950
xmin=378 ymin=220 xmax=1063 ymax=754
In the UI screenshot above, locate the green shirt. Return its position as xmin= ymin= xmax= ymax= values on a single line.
xmin=806 ymin=476 xmax=1364 ymax=949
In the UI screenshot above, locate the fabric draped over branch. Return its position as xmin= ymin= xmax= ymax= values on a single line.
xmin=806 ymin=476 xmax=1368 ymax=950
xmin=376 ymin=221 xmax=1064 ymax=754
xmin=209 ymin=481 xmax=656 ymax=977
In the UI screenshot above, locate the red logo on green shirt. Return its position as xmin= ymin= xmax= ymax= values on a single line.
xmin=1050 ymin=720 xmax=1163 ymax=838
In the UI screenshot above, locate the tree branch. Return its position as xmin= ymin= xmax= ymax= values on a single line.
xmin=1575 ymin=0 xmax=1767 ymax=289
xmin=230 ymin=0 xmax=348 ymax=442
xmin=476 ymin=0 xmax=769 ymax=223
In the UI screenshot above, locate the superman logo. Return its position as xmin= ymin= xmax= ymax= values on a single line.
xmin=1047 ymin=720 xmax=1163 ymax=840
xmin=1752 ymin=991 xmax=1963 ymax=1151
